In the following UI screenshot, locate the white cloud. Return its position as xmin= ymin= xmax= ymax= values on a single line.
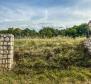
xmin=0 ymin=6 xmax=45 ymax=22
xmin=0 ymin=0 xmax=91 ymax=29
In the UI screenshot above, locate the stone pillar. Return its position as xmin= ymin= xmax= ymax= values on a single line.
xmin=88 ymin=20 xmax=91 ymax=38
xmin=0 ymin=34 xmax=14 ymax=70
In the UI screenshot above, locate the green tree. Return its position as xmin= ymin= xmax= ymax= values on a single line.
xmin=22 ymin=28 xmax=37 ymax=37
xmin=13 ymin=28 xmax=22 ymax=38
xmin=76 ymin=24 xmax=89 ymax=37
xmin=7 ymin=28 xmax=14 ymax=34
xmin=22 ymin=28 xmax=30 ymax=37
xmin=39 ymin=27 xmax=57 ymax=38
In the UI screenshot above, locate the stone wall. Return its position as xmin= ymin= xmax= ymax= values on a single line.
xmin=0 ymin=34 xmax=14 ymax=70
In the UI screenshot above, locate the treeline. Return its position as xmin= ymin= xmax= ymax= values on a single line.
xmin=0 ymin=23 xmax=89 ymax=38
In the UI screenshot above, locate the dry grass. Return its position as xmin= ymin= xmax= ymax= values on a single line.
xmin=1 ymin=36 xmax=91 ymax=84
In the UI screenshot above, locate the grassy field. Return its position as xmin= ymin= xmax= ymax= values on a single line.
xmin=1 ymin=37 xmax=91 ymax=84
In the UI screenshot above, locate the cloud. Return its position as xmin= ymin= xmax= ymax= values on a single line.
xmin=0 ymin=0 xmax=91 ymax=30
xmin=0 ymin=6 xmax=44 ymax=22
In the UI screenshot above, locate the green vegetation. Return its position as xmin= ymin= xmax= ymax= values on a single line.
xmin=1 ymin=67 xmax=91 ymax=84
xmin=0 ymin=23 xmax=89 ymax=38
xmin=1 ymin=37 xmax=91 ymax=84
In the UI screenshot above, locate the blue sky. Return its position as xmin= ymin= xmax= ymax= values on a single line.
xmin=0 ymin=0 xmax=91 ymax=30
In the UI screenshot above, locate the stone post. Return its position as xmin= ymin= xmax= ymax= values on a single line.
xmin=0 ymin=34 xmax=14 ymax=70
xmin=88 ymin=20 xmax=91 ymax=38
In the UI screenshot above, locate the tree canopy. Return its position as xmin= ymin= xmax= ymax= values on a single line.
xmin=0 ymin=23 xmax=89 ymax=38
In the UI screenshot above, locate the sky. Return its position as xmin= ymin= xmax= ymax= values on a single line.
xmin=0 ymin=0 xmax=91 ymax=30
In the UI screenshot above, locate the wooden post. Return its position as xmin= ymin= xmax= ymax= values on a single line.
xmin=0 ymin=34 xmax=14 ymax=70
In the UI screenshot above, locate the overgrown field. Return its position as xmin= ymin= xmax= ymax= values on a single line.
xmin=1 ymin=37 xmax=91 ymax=84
